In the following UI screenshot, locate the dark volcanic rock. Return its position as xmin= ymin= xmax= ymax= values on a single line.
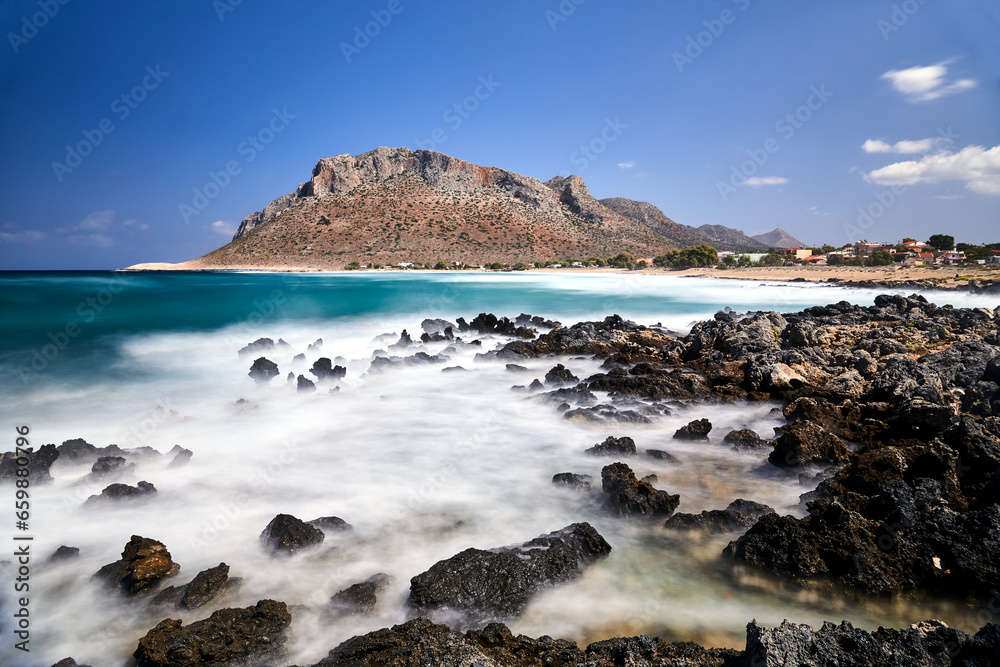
xmin=645 ymin=448 xmax=679 ymax=462
xmin=724 ymin=429 xmax=771 ymax=452
xmin=585 ymin=436 xmax=637 ymax=456
xmin=49 ymin=660 xmax=93 ymax=667
xmin=674 ymin=418 xmax=712 ymax=441
xmin=90 ymin=455 xmax=130 ymax=477
xmin=0 ymin=442 xmax=59 ymax=484
xmin=408 ymin=523 xmax=611 ymax=624
xmin=182 ymin=563 xmax=234 ymax=609
xmin=308 ymin=516 xmax=353 ymax=533
xmin=260 ymin=514 xmax=325 ymax=555
xmin=544 ymin=363 xmax=579 ymax=386
xmin=167 ymin=445 xmax=193 ymax=468
xmin=248 ymin=356 xmax=280 ymax=384
xmin=50 ymin=545 xmax=80 ymax=561
xmin=601 ymin=462 xmax=680 ymax=518
xmin=238 ymin=337 xmax=274 ymax=359
xmin=665 ymin=499 xmax=775 ymax=533
xmin=310 ymin=357 xmax=347 ymax=381
xmin=86 ymin=480 xmax=157 ymax=504
xmin=552 ymin=472 xmax=592 ymax=488
xmin=330 ymin=573 xmax=392 ymax=616
xmin=133 ymin=599 xmax=291 ymax=667
xmin=768 ymin=421 xmax=850 ymax=467
xmin=296 ymin=374 xmax=316 ymax=393
xmin=94 ymin=535 xmax=180 ymax=596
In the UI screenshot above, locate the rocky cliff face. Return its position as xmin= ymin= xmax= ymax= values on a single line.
xmin=601 ymin=197 xmax=768 ymax=252
xmin=233 ymin=147 xmax=566 ymax=241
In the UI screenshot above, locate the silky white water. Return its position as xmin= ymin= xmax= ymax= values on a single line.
xmin=2 ymin=273 xmax=997 ymax=666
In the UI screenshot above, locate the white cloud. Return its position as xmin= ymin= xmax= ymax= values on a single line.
xmin=862 ymin=139 xmax=892 ymax=153
xmin=863 ymin=138 xmax=941 ymax=154
xmin=617 ymin=161 xmax=635 ymax=169
xmin=211 ymin=220 xmax=238 ymax=236
xmin=78 ymin=209 xmax=115 ymax=232
xmin=745 ymin=176 xmax=788 ymax=187
xmin=865 ymin=144 xmax=1000 ymax=196
xmin=881 ymin=61 xmax=976 ymax=102
xmin=935 ymin=194 xmax=962 ymax=200
xmin=0 ymin=229 xmax=46 ymax=244
xmin=121 ymin=218 xmax=151 ymax=231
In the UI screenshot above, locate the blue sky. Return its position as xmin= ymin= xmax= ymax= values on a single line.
xmin=1 ymin=0 xmax=998 ymax=269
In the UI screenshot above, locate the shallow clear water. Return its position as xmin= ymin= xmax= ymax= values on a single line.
xmin=1 ymin=271 xmax=997 ymax=665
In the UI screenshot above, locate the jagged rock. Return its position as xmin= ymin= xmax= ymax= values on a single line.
xmin=309 ymin=357 xmax=347 ymax=381
xmin=90 ymin=455 xmax=130 ymax=477
xmin=307 ymin=516 xmax=353 ymax=533
xmin=552 ymin=472 xmax=592 ymax=488
xmin=238 ymin=337 xmax=274 ymax=360
xmin=768 ymin=421 xmax=850 ymax=467
xmin=133 ymin=599 xmax=291 ymax=667
xmin=94 ymin=535 xmax=179 ymax=596
xmin=421 ymin=318 xmax=456 ymax=334
xmin=585 ymin=436 xmax=637 ymax=456
xmin=260 ymin=514 xmax=324 ymax=554
xmin=0 ymin=442 xmax=59 ymax=484
xmin=601 ymin=462 xmax=679 ymax=518
xmin=505 ymin=363 xmax=529 ymax=373
xmin=645 ymin=448 xmax=679 ymax=462
xmin=544 ymin=363 xmax=579 ymax=386
xmin=50 ymin=545 xmax=80 ymax=561
xmin=249 ymin=357 xmax=280 ymax=384
xmin=308 ymin=338 xmax=323 ymax=353
xmin=674 ymin=418 xmax=712 ymax=441
xmin=330 ymin=573 xmax=392 ymax=615
xmin=49 ymin=660 xmax=92 ymax=667
xmin=85 ymin=481 xmax=157 ymax=504
xmin=723 ymin=429 xmax=771 ymax=452
xmin=665 ymin=499 xmax=775 ymax=533
xmin=182 ymin=563 xmax=235 ymax=609
xmin=296 ymin=374 xmax=316 ymax=393
xmin=528 ymin=378 xmax=544 ymax=391
xmin=408 ymin=523 xmax=611 ymax=624
xmin=167 ymin=445 xmax=193 ymax=468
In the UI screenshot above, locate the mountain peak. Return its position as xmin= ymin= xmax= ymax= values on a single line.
xmin=751 ymin=227 xmax=807 ymax=249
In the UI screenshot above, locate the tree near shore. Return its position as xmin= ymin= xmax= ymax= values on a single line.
xmin=928 ymin=234 xmax=954 ymax=251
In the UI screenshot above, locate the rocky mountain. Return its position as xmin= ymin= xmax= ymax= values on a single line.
xmin=600 ymin=198 xmax=767 ymax=252
xmin=179 ymin=147 xmax=761 ymax=270
xmin=751 ymin=227 xmax=807 ymax=249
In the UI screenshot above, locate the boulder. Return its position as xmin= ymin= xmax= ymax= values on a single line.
xmin=260 ymin=514 xmax=325 ymax=555
xmin=544 ymin=363 xmax=579 ymax=386
xmin=94 ymin=535 xmax=179 ymax=596
xmin=645 ymin=449 xmax=679 ymax=462
xmin=664 ymin=499 xmax=774 ymax=533
xmin=0 ymin=442 xmax=59 ymax=483
xmin=133 ymin=599 xmax=291 ymax=667
xmin=296 ymin=374 xmax=317 ymax=393
xmin=723 ymin=429 xmax=771 ymax=452
xmin=768 ymin=421 xmax=850 ymax=468
xmin=673 ymin=418 xmax=712 ymax=441
xmin=310 ymin=357 xmax=347 ymax=381
xmin=49 ymin=545 xmax=80 ymax=561
xmin=330 ymin=573 xmax=392 ymax=616
xmin=408 ymin=523 xmax=611 ymax=624
xmin=585 ymin=436 xmax=637 ymax=456
xmin=552 ymin=472 xmax=592 ymax=488
xmin=307 ymin=516 xmax=353 ymax=533
xmin=85 ymin=481 xmax=157 ymax=504
xmin=238 ymin=338 xmax=274 ymax=360
xmin=248 ymin=357 xmax=279 ymax=384
xmin=601 ymin=462 xmax=679 ymax=518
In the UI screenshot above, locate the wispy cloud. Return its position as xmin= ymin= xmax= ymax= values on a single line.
xmin=881 ymin=60 xmax=976 ymax=102
xmin=865 ymin=144 xmax=1000 ymax=196
xmin=745 ymin=176 xmax=788 ymax=187
xmin=0 ymin=224 xmax=47 ymax=244
xmin=617 ymin=161 xmax=635 ymax=169
xmin=122 ymin=218 xmax=151 ymax=231
xmin=78 ymin=209 xmax=115 ymax=232
xmin=863 ymin=138 xmax=940 ymax=154
xmin=211 ymin=220 xmax=238 ymax=236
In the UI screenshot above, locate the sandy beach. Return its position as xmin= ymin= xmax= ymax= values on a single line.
xmin=122 ymin=261 xmax=998 ymax=287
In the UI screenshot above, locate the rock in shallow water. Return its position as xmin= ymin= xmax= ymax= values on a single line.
xmin=133 ymin=599 xmax=291 ymax=667
xmin=673 ymin=418 xmax=712 ymax=441
xmin=94 ymin=535 xmax=179 ymax=596
xmin=408 ymin=523 xmax=611 ymax=624
xmin=602 ymin=462 xmax=679 ymax=518
xmin=260 ymin=513 xmax=325 ymax=555
xmin=585 ymin=435 xmax=637 ymax=456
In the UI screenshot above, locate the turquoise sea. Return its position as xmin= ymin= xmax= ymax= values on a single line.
xmin=1 ymin=271 xmax=997 ymax=665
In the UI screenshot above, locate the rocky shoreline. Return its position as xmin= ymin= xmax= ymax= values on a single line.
xmin=5 ymin=293 xmax=1000 ymax=666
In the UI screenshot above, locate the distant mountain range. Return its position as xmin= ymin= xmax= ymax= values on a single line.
xmin=751 ymin=227 xmax=807 ymax=249
xmin=168 ymin=148 xmax=777 ymax=270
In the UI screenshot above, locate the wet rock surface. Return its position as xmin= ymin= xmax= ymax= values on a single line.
xmin=601 ymin=462 xmax=680 ymax=518
xmin=485 ymin=296 xmax=1000 ymax=601
xmin=294 ymin=616 xmax=1000 ymax=667
xmin=674 ymin=417 xmax=712 ymax=441
xmin=260 ymin=513 xmax=325 ymax=555
xmin=408 ymin=523 xmax=611 ymax=624
xmin=94 ymin=535 xmax=180 ymax=596
xmin=329 ymin=573 xmax=393 ymax=616
xmin=585 ymin=435 xmax=637 ymax=456
xmin=248 ymin=356 xmax=279 ymax=384
xmin=133 ymin=599 xmax=291 ymax=667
